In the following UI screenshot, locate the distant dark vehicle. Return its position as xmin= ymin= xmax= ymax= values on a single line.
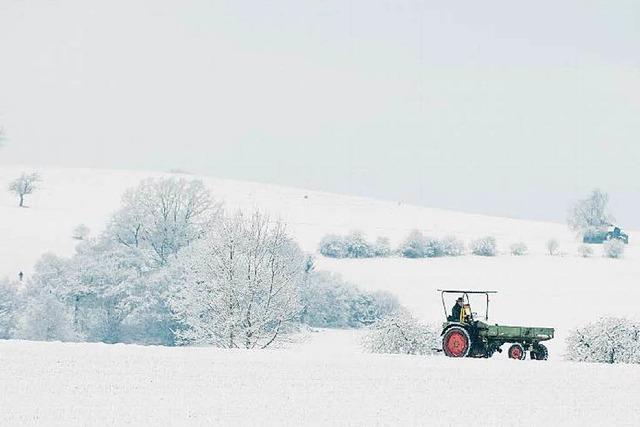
xmin=583 ymin=225 xmax=629 ymax=244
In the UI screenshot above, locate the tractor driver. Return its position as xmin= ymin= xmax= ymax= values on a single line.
xmin=450 ymin=297 xmax=464 ymax=322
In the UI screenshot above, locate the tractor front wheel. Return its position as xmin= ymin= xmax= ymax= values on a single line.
xmin=442 ymin=326 xmax=471 ymax=358
xmin=530 ymin=343 xmax=548 ymax=360
xmin=508 ymin=343 xmax=526 ymax=360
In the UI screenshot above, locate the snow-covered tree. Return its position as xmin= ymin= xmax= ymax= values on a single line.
xmin=16 ymin=289 xmax=77 ymax=342
xmin=299 ymin=271 xmax=400 ymax=328
xmin=8 ymin=172 xmax=41 ymax=207
xmin=299 ymin=271 xmax=358 ymax=327
xmin=362 ymin=311 xmax=438 ymax=356
xmin=470 ymin=236 xmax=497 ymax=256
xmin=566 ymin=317 xmax=640 ymax=364
xmin=170 ymin=211 xmax=306 ymax=349
xmin=546 ymin=238 xmax=560 ymax=256
xmin=106 ymin=177 xmax=221 ymax=266
xmin=399 ymin=230 xmax=427 ymax=258
xmin=510 ymin=242 xmax=528 ymax=256
xmin=72 ymin=223 xmax=91 ymax=240
xmin=603 ymin=239 xmax=625 ymax=259
xmin=568 ymin=189 xmax=613 ymax=237
xmin=0 ymin=279 xmax=19 ymax=339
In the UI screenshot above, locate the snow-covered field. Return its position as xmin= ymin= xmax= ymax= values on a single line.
xmin=1 ymin=330 xmax=639 ymax=426
xmin=1 ymin=165 xmax=639 ymax=425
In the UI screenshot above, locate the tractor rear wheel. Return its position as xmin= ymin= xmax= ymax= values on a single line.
xmin=442 ymin=326 xmax=471 ymax=358
xmin=530 ymin=343 xmax=548 ymax=360
xmin=508 ymin=343 xmax=526 ymax=360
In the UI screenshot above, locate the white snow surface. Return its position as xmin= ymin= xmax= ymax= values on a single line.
xmin=1 ymin=165 xmax=640 ymax=425
xmin=1 ymin=330 xmax=639 ymax=426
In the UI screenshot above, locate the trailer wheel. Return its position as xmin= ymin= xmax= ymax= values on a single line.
xmin=442 ymin=326 xmax=471 ymax=358
xmin=508 ymin=343 xmax=526 ymax=360
xmin=530 ymin=343 xmax=548 ymax=360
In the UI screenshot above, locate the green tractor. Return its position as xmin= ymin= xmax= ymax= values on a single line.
xmin=439 ymin=290 xmax=554 ymax=360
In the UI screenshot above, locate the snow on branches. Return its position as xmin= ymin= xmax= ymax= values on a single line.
xmin=362 ymin=311 xmax=438 ymax=356
xmin=170 ymin=211 xmax=306 ymax=349
xmin=566 ymin=317 xmax=640 ymax=364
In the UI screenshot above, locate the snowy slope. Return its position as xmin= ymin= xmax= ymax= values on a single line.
xmin=2 ymin=165 xmax=640 ymax=425
xmin=0 ymin=164 xmax=613 ymax=277
xmin=1 ymin=332 xmax=639 ymax=426
xmin=2 ymin=165 xmax=639 ymax=357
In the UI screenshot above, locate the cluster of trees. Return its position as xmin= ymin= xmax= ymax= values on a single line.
xmin=319 ymin=232 xmax=391 ymax=258
xmin=0 ymin=177 xmax=399 ymax=348
xmin=566 ymin=317 xmax=640 ymax=364
xmin=299 ymin=270 xmax=400 ymax=328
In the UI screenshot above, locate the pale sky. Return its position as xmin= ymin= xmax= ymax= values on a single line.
xmin=1 ymin=0 xmax=639 ymax=226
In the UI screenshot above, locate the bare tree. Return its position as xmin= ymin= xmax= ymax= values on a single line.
xmin=568 ymin=189 xmax=613 ymax=237
xmin=8 ymin=172 xmax=41 ymax=207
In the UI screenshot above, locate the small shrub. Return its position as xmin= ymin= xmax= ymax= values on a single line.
xmin=577 ymin=244 xmax=594 ymax=258
xmin=603 ymin=239 xmax=625 ymax=259
xmin=566 ymin=317 xmax=640 ymax=364
xmin=343 ymin=231 xmax=375 ymax=258
xmin=399 ymin=230 xmax=427 ymax=258
xmin=546 ymin=238 xmax=560 ymax=256
xmin=373 ymin=237 xmax=392 ymax=257
xmin=362 ymin=311 xmax=439 ymax=356
xmin=509 ymin=242 xmax=528 ymax=256
xmin=421 ymin=237 xmax=440 ymax=257
xmin=319 ymin=234 xmax=348 ymax=258
xmin=470 ymin=236 xmax=497 ymax=256
xmin=440 ymin=236 xmax=465 ymax=256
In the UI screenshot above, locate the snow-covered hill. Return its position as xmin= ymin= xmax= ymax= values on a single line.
xmin=2 ymin=165 xmax=639 ymax=355
xmin=2 ymin=165 xmax=640 ymax=425
xmin=0 ymin=164 xmax=615 ymax=276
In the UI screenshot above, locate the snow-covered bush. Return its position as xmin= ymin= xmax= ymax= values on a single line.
xmin=299 ymin=271 xmax=401 ymax=328
xmin=0 ymin=279 xmax=19 ymax=339
xmin=603 ymin=239 xmax=625 ymax=259
xmin=509 ymin=242 xmax=528 ymax=256
xmin=399 ymin=232 xmax=465 ymax=258
xmin=362 ymin=311 xmax=438 ymax=356
xmin=423 ymin=237 xmax=445 ymax=257
xmin=343 ymin=231 xmax=375 ymax=258
xmin=470 ymin=236 xmax=497 ymax=256
xmin=319 ymin=234 xmax=348 ymax=258
xmin=578 ymin=244 xmax=594 ymax=258
xmin=170 ymin=211 xmax=306 ymax=348
xmin=72 ymin=223 xmax=90 ymax=240
xmin=440 ymin=235 xmax=465 ymax=256
xmin=566 ymin=317 xmax=640 ymax=364
xmin=546 ymin=238 xmax=560 ymax=256
xmin=399 ymin=230 xmax=427 ymax=258
xmin=318 ymin=232 xmax=377 ymax=258
xmin=373 ymin=237 xmax=392 ymax=257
